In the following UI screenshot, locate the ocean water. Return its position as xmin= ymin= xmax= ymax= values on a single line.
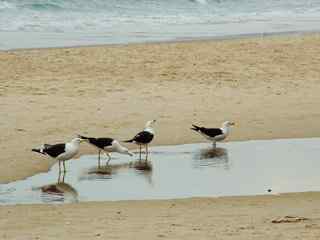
xmin=0 ymin=0 xmax=320 ymax=49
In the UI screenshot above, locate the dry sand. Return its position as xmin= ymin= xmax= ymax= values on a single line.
xmin=0 ymin=33 xmax=320 ymax=239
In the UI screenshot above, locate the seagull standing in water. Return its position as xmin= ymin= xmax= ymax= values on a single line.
xmin=32 ymin=138 xmax=86 ymax=172
xmin=124 ymin=120 xmax=156 ymax=161
xmin=191 ymin=121 xmax=235 ymax=148
xmin=78 ymin=135 xmax=133 ymax=168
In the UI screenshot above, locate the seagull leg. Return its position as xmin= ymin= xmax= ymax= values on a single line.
xmin=145 ymin=144 xmax=148 ymax=162
xmin=103 ymin=151 xmax=112 ymax=166
xmin=58 ymin=160 xmax=61 ymax=173
xmin=62 ymin=170 xmax=66 ymax=183
xmin=212 ymin=141 xmax=216 ymax=149
xmin=63 ymin=160 xmax=66 ymax=172
xmin=139 ymin=145 xmax=142 ymax=161
xmin=98 ymin=150 xmax=101 ymax=169
xmin=58 ymin=168 xmax=62 ymax=183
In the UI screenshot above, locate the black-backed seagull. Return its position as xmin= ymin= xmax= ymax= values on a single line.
xmin=124 ymin=120 xmax=156 ymax=161
xmin=32 ymin=137 xmax=86 ymax=172
xmin=78 ymin=135 xmax=133 ymax=168
xmin=191 ymin=121 xmax=235 ymax=148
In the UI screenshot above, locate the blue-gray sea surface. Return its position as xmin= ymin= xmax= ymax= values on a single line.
xmin=0 ymin=0 xmax=320 ymax=49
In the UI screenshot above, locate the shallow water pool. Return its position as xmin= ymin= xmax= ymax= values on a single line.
xmin=1 ymin=138 xmax=320 ymax=205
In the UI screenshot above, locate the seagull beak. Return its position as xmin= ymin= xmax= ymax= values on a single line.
xmin=230 ymin=122 xmax=236 ymax=126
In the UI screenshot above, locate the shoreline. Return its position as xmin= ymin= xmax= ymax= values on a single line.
xmin=0 ymin=190 xmax=318 ymax=205
xmin=1 ymin=29 xmax=318 ymax=52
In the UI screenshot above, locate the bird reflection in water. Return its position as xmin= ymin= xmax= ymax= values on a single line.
xmin=78 ymin=160 xmax=153 ymax=186
xmin=79 ymin=162 xmax=131 ymax=181
xmin=40 ymin=171 xmax=78 ymax=203
xmin=193 ymin=147 xmax=229 ymax=169
xmin=131 ymin=158 xmax=153 ymax=171
xmin=133 ymin=164 xmax=153 ymax=186
xmin=130 ymin=158 xmax=153 ymax=185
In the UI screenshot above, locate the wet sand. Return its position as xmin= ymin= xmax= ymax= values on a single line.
xmin=1 ymin=193 xmax=320 ymax=239
xmin=1 ymin=33 xmax=320 ymax=239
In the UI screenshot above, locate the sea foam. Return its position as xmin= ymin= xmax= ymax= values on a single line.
xmin=0 ymin=0 xmax=320 ymax=49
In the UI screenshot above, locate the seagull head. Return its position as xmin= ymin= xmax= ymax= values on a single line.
xmin=145 ymin=119 xmax=156 ymax=128
xmin=223 ymin=121 xmax=235 ymax=127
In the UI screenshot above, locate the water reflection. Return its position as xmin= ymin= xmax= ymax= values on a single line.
xmin=132 ymin=160 xmax=153 ymax=186
xmin=78 ymin=159 xmax=154 ymax=185
xmin=132 ymin=159 xmax=153 ymax=171
xmin=79 ymin=162 xmax=131 ymax=181
xmin=39 ymin=171 xmax=78 ymax=203
xmin=193 ymin=147 xmax=229 ymax=169
xmin=2 ymin=139 xmax=320 ymax=204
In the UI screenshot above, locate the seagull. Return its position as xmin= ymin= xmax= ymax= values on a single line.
xmin=124 ymin=120 xmax=156 ymax=161
xmin=78 ymin=135 xmax=133 ymax=168
xmin=191 ymin=121 xmax=235 ymax=148
xmin=32 ymin=137 xmax=85 ymax=172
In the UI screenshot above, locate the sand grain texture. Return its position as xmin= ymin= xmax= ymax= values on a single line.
xmin=1 ymin=193 xmax=320 ymax=239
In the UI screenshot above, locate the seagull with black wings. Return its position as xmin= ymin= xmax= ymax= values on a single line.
xmin=191 ymin=121 xmax=235 ymax=148
xmin=124 ymin=120 xmax=156 ymax=161
xmin=32 ymin=137 xmax=86 ymax=172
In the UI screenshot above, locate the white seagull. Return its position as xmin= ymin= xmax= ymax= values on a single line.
xmin=191 ymin=121 xmax=235 ymax=148
xmin=32 ymin=137 xmax=86 ymax=172
xmin=78 ymin=135 xmax=133 ymax=168
xmin=124 ymin=120 xmax=156 ymax=161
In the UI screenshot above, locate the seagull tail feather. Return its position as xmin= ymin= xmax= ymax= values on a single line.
xmin=32 ymin=148 xmax=45 ymax=155
xmin=78 ymin=134 xmax=89 ymax=140
xmin=191 ymin=124 xmax=201 ymax=131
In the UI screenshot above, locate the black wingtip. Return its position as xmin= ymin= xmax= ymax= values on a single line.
xmin=123 ymin=139 xmax=134 ymax=143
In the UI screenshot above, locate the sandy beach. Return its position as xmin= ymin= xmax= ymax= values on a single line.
xmin=1 ymin=33 xmax=320 ymax=239
xmin=1 ymin=192 xmax=320 ymax=239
